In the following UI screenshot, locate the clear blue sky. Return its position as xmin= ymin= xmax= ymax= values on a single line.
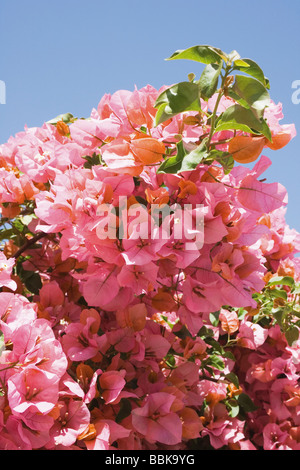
xmin=1 ymin=0 xmax=300 ymax=231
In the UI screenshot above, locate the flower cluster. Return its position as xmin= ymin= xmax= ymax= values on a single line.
xmin=0 ymin=72 xmax=299 ymax=450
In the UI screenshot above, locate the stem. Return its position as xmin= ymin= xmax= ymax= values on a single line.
xmin=13 ymin=232 xmax=47 ymax=259
xmin=207 ymin=90 xmax=224 ymax=148
xmin=208 ymin=138 xmax=231 ymax=148
xmin=207 ymin=66 xmax=232 ymax=149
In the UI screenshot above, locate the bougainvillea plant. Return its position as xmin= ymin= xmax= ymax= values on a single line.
xmin=0 ymin=44 xmax=299 ymax=450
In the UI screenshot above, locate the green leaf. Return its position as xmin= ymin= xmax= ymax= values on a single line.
xmin=285 ymin=326 xmax=299 ymax=347
xmin=24 ymin=272 xmax=42 ymax=295
xmin=226 ymin=372 xmax=240 ymax=389
xmin=157 ymin=140 xmax=188 ymax=174
xmin=0 ymin=228 xmax=14 ymax=241
xmin=237 ymin=393 xmax=257 ymax=412
xmin=198 ymin=325 xmax=215 ymax=338
xmin=268 ymin=276 xmax=295 ymax=288
xmin=157 ymin=139 xmax=208 ymax=174
xmin=166 ymin=45 xmax=226 ymax=65
xmin=155 ymin=81 xmax=201 ymax=126
xmin=208 ymin=355 xmax=225 ymax=371
xmin=233 ymin=58 xmax=269 ymax=89
xmin=215 ymin=104 xmax=272 ymax=141
xmin=272 ymin=308 xmax=285 ymax=327
xmin=237 ymin=308 xmax=248 ymax=320
xmin=225 ymin=89 xmax=251 ymax=110
xmin=83 ymin=153 xmax=101 ymax=169
xmin=234 ymin=59 xmax=250 ymax=68
xmin=179 ymin=140 xmax=209 ymax=172
xmin=19 ymin=214 xmax=36 ymax=228
xmin=13 ymin=218 xmax=25 ymax=233
xmin=47 ymin=113 xmax=74 ymax=125
xmin=115 ymin=398 xmax=132 ymax=424
xmin=291 ymin=310 xmax=300 ymax=320
xmin=227 ymin=50 xmax=241 ymax=62
xmin=198 ymin=62 xmax=222 ymax=99
xmin=188 ymin=72 xmax=196 ymax=82
xmin=205 ymin=337 xmax=224 ymax=354
xmin=173 ymin=324 xmax=192 ymax=340
xmin=293 ymin=284 xmax=300 ymax=294
xmin=0 ymin=331 xmax=5 ymax=357
xmin=18 ymin=266 xmax=43 ymax=295
xmin=223 ymin=351 xmax=236 ymax=360
xmin=209 ymin=311 xmax=220 ymax=327
xmin=269 ymin=289 xmax=288 ymax=300
xmin=226 ymin=399 xmax=240 ymax=418
xmin=208 ymin=149 xmax=234 ymax=174
xmin=231 ymin=75 xmax=270 ymax=113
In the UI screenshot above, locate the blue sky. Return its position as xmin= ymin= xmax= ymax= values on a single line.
xmin=1 ymin=0 xmax=300 ymax=231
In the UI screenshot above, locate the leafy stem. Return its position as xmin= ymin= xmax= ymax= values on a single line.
xmin=207 ymin=65 xmax=232 ymax=148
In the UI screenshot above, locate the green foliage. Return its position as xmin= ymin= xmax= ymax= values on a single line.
xmin=214 ymin=104 xmax=272 ymax=140
xmin=157 ymin=139 xmax=208 ymax=174
xmin=166 ymin=45 xmax=226 ymax=64
xmin=16 ymin=263 xmax=42 ymax=295
xmin=47 ymin=112 xmax=75 ymax=125
xmin=155 ymin=44 xmax=272 ymax=174
xmin=155 ymin=81 xmax=201 ymax=126
xmin=0 ymin=331 xmax=5 ymax=358
xmin=116 ymin=398 xmax=132 ymax=424
xmin=252 ymin=276 xmax=300 ymax=346
xmin=198 ymin=62 xmax=222 ymax=99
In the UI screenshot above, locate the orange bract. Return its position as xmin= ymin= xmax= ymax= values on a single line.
xmin=116 ymin=303 xmax=147 ymax=332
xmin=266 ymin=132 xmax=291 ymax=150
xmin=178 ymin=179 xmax=198 ymax=199
xmin=80 ymin=308 xmax=101 ymax=334
xmin=229 ymin=135 xmax=266 ymax=164
xmin=130 ymin=138 xmax=165 ymax=165
xmin=151 ymin=288 xmax=177 ymax=312
xmin=145 ymin=187 xmax=170 ymax=206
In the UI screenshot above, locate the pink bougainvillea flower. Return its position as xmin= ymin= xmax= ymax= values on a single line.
xmin=11 ymin=318 xmax=68 ymax=379
xmin=264 ymin=100 xmax=296 ymax=151
xmin=131 ymin=392 xmax=182 ymax=445
xmin=236 ymin=321 xmax=269 ymax=350
xmin=101 ymin=139 xmax=144 ymax=176
xmin=219 ymin=308 xmax=239 ymax=335
xmin=117 ymin=262 xmax=159 ymax=295
xmin=39 ymin=281 xmax=65 ymax=308
xmin=201 ymin=414 xmax=245 ymax=450
xmin=0 ymin=253 xmax=17 ymax=291
xmin=0 ymin=293 xmax=37 ymax=342
xmin=182 ymin=276 xmax=223 ymax=313
xmin=0 ymin=415 xmax=33 ymax=450
xmin=81 ymin=267 xmax=120 ymax=309
xmin=99 ymin=370 xmax=126 ymax=404
xmin=211 ymin=243 xmax=244 ymax=280
xmin=82 ymin=422 xmax=110 ymax=451
xmin=46 ymin=398 xmax=90 ymax=448
xmin=125 ymin=84 xmax=159 ymax=130
xmin=69 ymin=117 xmax=121 ymax=152
xmin=61 ymin=316 xmax=102 ymax=362
xmin=76 ymin=363 xmax=101 ymax=404
xmin=237 ymin=156 xmax=288 ymax=213
xmin=180 ymin=407 xmax=203 ymax=440
xmin=116 ymin=303 xmax=147 ymax=332
xmin=7 ymin=367 xmax=59 ymax=415
xmin=262 ymin=423 xmax=290 ymax=451
xmin=0 ymin=77 xmax=299 ymax=452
